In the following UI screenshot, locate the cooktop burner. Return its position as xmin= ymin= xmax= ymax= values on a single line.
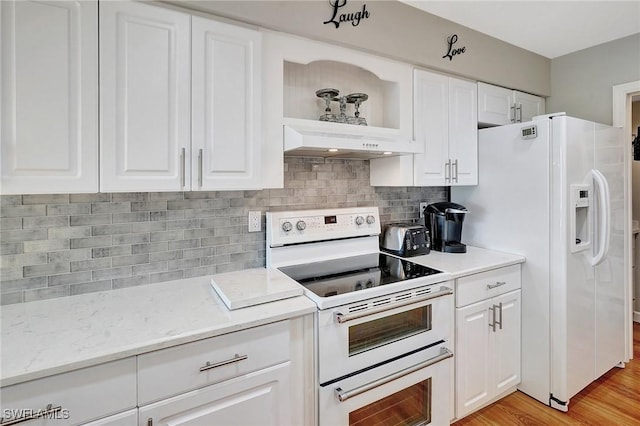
xmin=278 ymin=253 xmax=443 ymax=299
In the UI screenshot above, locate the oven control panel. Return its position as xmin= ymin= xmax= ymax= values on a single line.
xmin=267 ymin=207 xmax=381 ymax=246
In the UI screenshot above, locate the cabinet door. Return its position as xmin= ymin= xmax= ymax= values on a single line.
xmin=82 ymin=409 xmax=137 ymax=426
xmin=100 ymin=2 xmax=190 ymax=192
xmin=191 ymin=17 xmax=262 ymax=190
xmin=413 ymin=69 xmax=449 ymax=186
xmin=477 ymin=82 xmax=513 ymax=125
xmin=449 ymin=78 xmax=477 ymax=186
xmin=1 ymin=0 xmax=98 ymax=194
xmin=455 ymin=299 xmax=493 ymax=418
xmin=514 ymin=91 xmax=545 ymax=122
xmin=491 ymin=289 xmax=521 ymax=396
xmin=139 ymin=364 xmax=291 ymax=426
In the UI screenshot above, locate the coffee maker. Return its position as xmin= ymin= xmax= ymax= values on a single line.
xmin=424 ymin=202 xmax=468 ymax=253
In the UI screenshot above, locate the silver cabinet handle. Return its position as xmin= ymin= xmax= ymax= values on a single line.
xmin=0 ymin=404 xmax=62 ymax=425
xmin=510 ymin=104 xmax=516 ymax=123
xmin=489 ymin=305 xmax=496 ymax=332
xmin=452 ymin=159 xmax=458 ymax=183
xmin=199 ymin=353 xmax=247 ymax=372
xmin=180 ymin=147 xmax=186 ymax=188
xmin=496 ymin=302 xmax=503 ymax=330
xmin=334 ymin=286 xmax=453 ymax=324
xmin=335 ymin=347 xmax=453 ymax=402
xmin=516 ymin=104 xmax=523 ymax=122
xmin=147 ymin=418 xmax=153 ymax=426
xmin=198 ymin=149 xmax=203 ymax=188
xmin=487 ymin=281 xmax=507 ymax=290
xmin=444 ymin=159 xmax=451 ymax=183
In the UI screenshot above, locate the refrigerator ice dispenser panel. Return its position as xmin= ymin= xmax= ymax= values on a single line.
xmin=570 ymin=184 xmax=591 ymax=253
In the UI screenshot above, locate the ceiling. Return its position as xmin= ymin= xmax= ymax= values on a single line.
xmin=400 ymin=1 xmax=640 ymax=59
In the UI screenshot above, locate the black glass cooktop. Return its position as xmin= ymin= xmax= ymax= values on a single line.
xmin=278 ymin=253 xmax=443 ymax=298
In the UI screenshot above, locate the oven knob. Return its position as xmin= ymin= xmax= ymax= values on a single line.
xmin=296 ymin=220 xmax=307 ymax=231
xmin=366 ymin=215 xmax=375 ymax=224
xmin=355 ymin=216 xmax=365 ymax=225
xmin=282 ymin=221 xmax=293 ymax=232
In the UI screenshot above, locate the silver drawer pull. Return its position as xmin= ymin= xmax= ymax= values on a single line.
xmin=335 ymin=347 xmax=453 ymax=402
xmin=334 ymin=286 xmax=453 ymax=324
xmin=1 ymin=404 xmax=62 ymax=425
xmin=199 ymin=353 xmax=248 ymax=372
xmin=487 ymin=281 xmax=507 ymax=290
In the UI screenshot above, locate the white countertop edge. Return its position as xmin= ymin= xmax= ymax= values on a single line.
xmin=445 ymin=257 xmax=525 ymax=278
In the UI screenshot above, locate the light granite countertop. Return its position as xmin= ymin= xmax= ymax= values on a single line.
xmin=0 ymin=275 xmax=316 ymax=387
xmin=407 ymin=246 xmax=525 ymax=278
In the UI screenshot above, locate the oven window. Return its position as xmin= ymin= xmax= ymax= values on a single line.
xmin=348 ymin=305 xmax=432 ymax=356
xmin=349 ymin=378 xmax=432 ymax=426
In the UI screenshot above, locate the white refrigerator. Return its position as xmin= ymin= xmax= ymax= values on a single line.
xmin=452 ymin=113 xmax=627 ymax=411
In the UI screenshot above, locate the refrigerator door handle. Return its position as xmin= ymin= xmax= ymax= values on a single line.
xmin=591 ymin=169 xmax=611 ymax=266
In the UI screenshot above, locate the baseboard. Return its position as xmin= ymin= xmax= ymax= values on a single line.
xmin=634 ymin=310 xmax=640 ymax=323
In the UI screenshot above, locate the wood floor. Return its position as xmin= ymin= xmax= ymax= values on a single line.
xmin=453 ymin=322 xmax=640 ymax=426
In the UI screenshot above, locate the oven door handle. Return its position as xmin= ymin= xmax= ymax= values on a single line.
xmin=334 ymin=347 xmax=453 ymax=402
xmin=334 ymin=286 xmax=453 ymax=324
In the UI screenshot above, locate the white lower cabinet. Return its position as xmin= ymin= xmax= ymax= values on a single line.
xmin=455 ymin=265 xmax=521 ymax=420
xmin=81 ymin=409 xmax=137 ymax=426
xmin=139 ymin=363 xmax=290 ymax=426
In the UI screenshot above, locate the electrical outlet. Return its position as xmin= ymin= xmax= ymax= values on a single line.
xmin=419 ymin=202 xmax=428 ymax=218
xmin=248 ymin=211 xmax=261 ymax=232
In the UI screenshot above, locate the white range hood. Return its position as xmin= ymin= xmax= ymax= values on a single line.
xmin=283 ymin=118 xmax=422 ymax=159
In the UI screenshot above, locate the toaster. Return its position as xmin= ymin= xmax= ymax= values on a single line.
xmin=380 ymin=223 xmax=431 ymax=257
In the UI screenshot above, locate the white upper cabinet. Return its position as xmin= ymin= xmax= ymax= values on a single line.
xmin=100 ymin=2 xmax=262 ymax=192
xmin=477 ymin=82 xmax=545 ymax=126
xmin=1 ymin=0 xmax=98 ymax=194
xmin=191 ymin=16 xmax=262 ymax=190
xmin=99 ymin=1 xmax=191 ymax=192
xmin=412 ymin=69 xmax=477 ymax=186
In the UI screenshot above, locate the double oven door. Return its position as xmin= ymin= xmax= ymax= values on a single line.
xmin=317 ymin=283 xmax=453 ymax=383
xmin=316 ymin=281 xmax=454 ymax=425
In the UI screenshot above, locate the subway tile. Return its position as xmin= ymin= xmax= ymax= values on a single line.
xmin=182 ymin=209 xmax=220 ymax=219
xmin=91 ymin=202 xmax=130 ymax=214
xmin=201 ymin=199 xmax=231 ymax=209
xmin=70 ymin=214 xmax=111 ymax=226
xmin=167 ymin=258 xmax=200 ymax=270
xmin=92 ymin=266 xmax=133 ymax=281
xmin=48 ymin=226 xmax=91 ymax=239
xmin=112 ymin=254 xmax=149 ymax=267
xmin=148 ymin=192 xmax=184 ymax=201
xmin=131 ymin=242 xmax=168 ymax=254
xmin=135 ymin=222 xmax=167 ymax=232
xmin=70 ymin=280 xmax=112 ymax=295
xmin=69 ymin=193 xmax=111 ymax=203
xmin=0 ymin=276 xmax=46 ymax=293
xmin=112 ymin=192 xmax=148 ymax=202
xmin=113 ymin=275 xmax=150 ymax=289
xmin=112 ymin=233 xmax=149 ymax=245
xmin=183 ymin=265 xmax=217 ymax=278
xmin=47 ymin=203 xmax=90 ymax=216
xmin=70 ymin=236 xmax=112 ymax=249
xmin=166 ymin=199 xmax=203 ymax=210
xmin=149 ymin=250 xmax=183 ymax=262
xmin=1 ymin=228 xmax=48 ymax=243
xmin=1 ymin=291 xmax=24 ymax=305
xmin=166 ymin=219 xmax=199 ymax=230
xmin=212 ymin=226 xmax=244 ymax=237
xmin=184 ymin=227 xmax=215 ymax=239
xmin=24 ymin=286 xmax=69 ymax=302
xmin=1 ymin=267 xmax=23 ymax=280
xmin=215 ymin=244 xmax=244 ymax=256
xmin=201 ymin=254 xmax=230 ymax=266
xmin=183 ymin=191 xmax=218 ymax=199
xmin=0 ymin=252 xmax=47 ymax=268
xmin=48 ymin=271 xmax=92 ymax=286
xmin=132 ymin=261 xmax=167 ymax=275
xmin=23 ymin=216 xmax=69 ymax=229
xmin=70 ymin=258 xmax=112 ymax=272
xmin=48 ymin=248 xmax=92 ymax=263
xmin=91 ymin=223 xmax=132 ymax=236
xmin=200 ymin=236 xmax=231 ymax=247
xmin=0 ymin=218 xmax=23 ymax=230
xmin=215 ymin=262 xmax=245 ymax=274
xmin=230 ymin=251 xmax=263 ymax=263
xmin=199 ymin=217 xmax=230 ymax=228
xmin=24 ymin=239 xmax=70 ymax=252
xmin=182 ymin=247 xmax=215 ymax=259
xmin=92 ymin=245 xmax=132 ymax=258
xmin=1 ymin=243 xmax=23 ymax=256
xmin=244 ymin=258 xmax=264 ymax=269
xmin=22 ymin=194 xmax=69 ymax=205
xmin=168 ymin=239 xmax=200 ymax=250
xmin=0 ymin=204 xmax=46 ymax=218
xmin=112 ymin=212 xmax=150 ymax=223
xmin=149 ymin=270 xmax=183 ymax=284
xmin=131 ymin=201 xmax=167 ymax=212
xmin=150 ymin=210 xmax=184 ymax=221
xmin=149 ymin=230 xmax=184 ymax=242
xmin=0 ymin=195 xmax=22 ymax=205
xmin=24 ymin=262 xmax=70 ymax=278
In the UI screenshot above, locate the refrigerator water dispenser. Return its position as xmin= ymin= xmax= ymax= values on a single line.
xmin=570 ymin=184 xmax=591 ymax=253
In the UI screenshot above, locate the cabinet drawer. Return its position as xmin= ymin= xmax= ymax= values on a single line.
xmin=137 ymin=320 xmax=291 ymax=405
xmin=0 ymin=358 xmax=136 ymax=426
xmin=456 ymin=265 xmax=521 ymax=307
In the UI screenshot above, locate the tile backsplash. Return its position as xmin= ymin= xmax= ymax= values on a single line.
xmin=0 ymin=157 xmax=447 ymax=305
